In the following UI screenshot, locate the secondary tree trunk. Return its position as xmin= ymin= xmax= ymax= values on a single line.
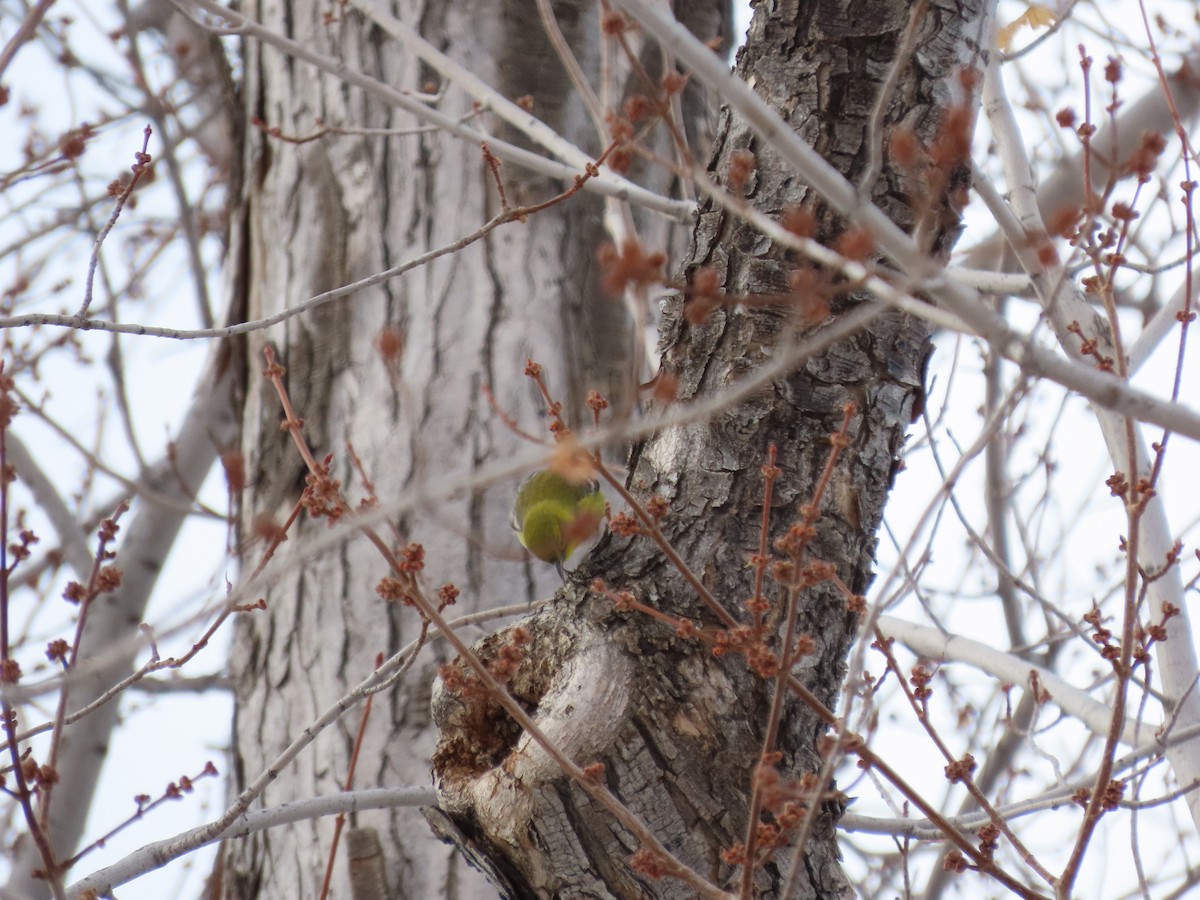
xmin=430 ymin=1 xmax=993 ymax=897
xmin=223 ymin=1 xmax=726 ymax=897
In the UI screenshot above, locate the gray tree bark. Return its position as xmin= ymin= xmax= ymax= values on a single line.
xmin=223 ymin=1 xmax=727 ymax=898
xmin=430 ymin=1 xmax=993 ymax=897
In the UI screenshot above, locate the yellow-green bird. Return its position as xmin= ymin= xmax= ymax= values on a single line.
xmin=512 ymin=470 xmax=605 ymax=579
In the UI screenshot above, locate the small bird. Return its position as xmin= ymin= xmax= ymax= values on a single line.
xmin=511 ymin=470 xmax=605 ymax=579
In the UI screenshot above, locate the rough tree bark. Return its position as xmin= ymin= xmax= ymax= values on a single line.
xmin=223 ymin=1 xmax=726 ymax=898
xmin=430 ymin=1 xmax=993 ymax=898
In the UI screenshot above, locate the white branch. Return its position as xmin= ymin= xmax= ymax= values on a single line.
xmin=63 ymin=601 xmax=543 ymax=898
xmin=961 ymin=47 xmax=1200 ymax=272
xmin=1127 ymin=276 xmax=1200 ymax=374
xmin=843 ymin=718 xmax=1200 ymax=840
xmin=944 ymin=266 xmax=1036 ymax=296
xmin=347 ymin=0 xmax=604 ymax=168
xmin=177 ymin=0 xmax=692 ymax=220
xmin=611 ymin=0 xmax=1200 ymax=443
xmin=6 ymin=348 xmax=240 ymax=896
xmin=0 ymin=210 xmax=518 ymax=341
xmin=66 ymin=787 xmax=435 ymax=898
xmin=981 ymin=56 xmax=1200 ymax=830
xmin=877 ymin=616 xmax=1144 ymax=745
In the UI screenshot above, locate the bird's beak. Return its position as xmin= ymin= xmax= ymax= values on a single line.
xmin=554 ymin=559 xmax=567 ymax=582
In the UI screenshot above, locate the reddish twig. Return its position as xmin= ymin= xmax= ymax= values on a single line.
xmin=869 ymin=629 xmax=1055 ymax=888
xmin=738 ymin=405 xmax=856 ymax=895
xmin=38 ymin=503 xmax=130 ymax=833
xmin=319 ymin=653 xmax=381 ymax=900
xmin=61 ymin=762 xmax=220 ymax=871
xmin=0 ymin=364 xmax=66 ymax=898
xmin=79 ymin=126 xmax=154 ymax=319
xmin=260 ymin=347 xmax=727 ymax=898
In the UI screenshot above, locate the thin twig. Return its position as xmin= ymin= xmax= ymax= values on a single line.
xmin=79 ymin=126 xmax=154 ymax=319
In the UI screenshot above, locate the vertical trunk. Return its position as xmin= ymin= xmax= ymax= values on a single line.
xmin=430 ymin=1 xmax=992 ymax=897
xmin=224 ymin=1 xmax=726 ymax=897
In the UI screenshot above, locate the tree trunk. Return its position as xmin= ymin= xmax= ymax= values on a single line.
xmin=430 ymin=1 xmax=992 ymax=897
xmin=223 ymin=1 xmax=726 ymax=897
